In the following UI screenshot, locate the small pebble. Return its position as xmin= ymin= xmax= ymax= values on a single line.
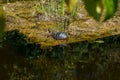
xmin=53 ymin=32 xmax=68 ymax=40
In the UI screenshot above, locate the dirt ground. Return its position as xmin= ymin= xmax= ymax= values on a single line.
xmin=2 ymin=1 xmax=120 ymax=47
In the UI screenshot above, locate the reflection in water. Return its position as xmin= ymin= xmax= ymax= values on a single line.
xmin=0 ymin=35 xmax=120 ymax=80
xmin=75 ymin=62 xmax=120 ymax=80
xmin=0 ymin=45 xmax=28 ymax=80
xmin=76 ymin=62 xmax=98 ymax=80
xmin=0 ymin=45 xmax=120 ymax=80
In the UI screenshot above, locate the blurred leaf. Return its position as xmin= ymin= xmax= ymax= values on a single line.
xmin=102 ymin=0 xmax=118 ymax=21
xmin=0 ymin=6 xmax=5 ymax=41
xmin=65 ymin=0 xmax=78 ymax=15
xmin=83 ymin=0 xmax=102 ymax=21
xmin=83 ymin=0 xmax=118 ymax=21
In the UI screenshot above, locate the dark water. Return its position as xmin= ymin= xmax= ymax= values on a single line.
xmin=0 ymin=35 xmax=120 ymax=80
xmin=0 ymin=45 xmax=29 ymax=80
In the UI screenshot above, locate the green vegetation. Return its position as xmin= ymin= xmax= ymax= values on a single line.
xmin=1 ymin=0 xmax=118 ymax=21
xmin=0 ymin=6 xmax=5 ymax=41
xmin=103 ymin=0 xmax=118 ymax=21
xmin=83 ymin=0 xmax=118 ymax=21
xmin=65 ymin=0 xmax=78 ymax=13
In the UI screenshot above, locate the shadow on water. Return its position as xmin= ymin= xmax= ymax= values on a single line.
xmin=75 ymin=62 xmax=120 ymax=80
xmin=0 ymin=44 xmax=32 ymax=80
xmin=0 ymin=30 xmax=120 ymax=80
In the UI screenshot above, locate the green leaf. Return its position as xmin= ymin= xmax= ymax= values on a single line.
xmin=83 ymin=0 xmax=118 ymax=21
xmin=103 ymin=0 xmax=118 ymax=21
xmin=83 ymin=0 xmax=102 ymax=21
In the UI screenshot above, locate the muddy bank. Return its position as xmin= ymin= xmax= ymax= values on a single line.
xmin=2 ymin=1 xmax=120 ymax=47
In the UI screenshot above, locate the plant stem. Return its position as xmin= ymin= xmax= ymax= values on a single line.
xmin=61 ymin=0 xmax=65 ymax=16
